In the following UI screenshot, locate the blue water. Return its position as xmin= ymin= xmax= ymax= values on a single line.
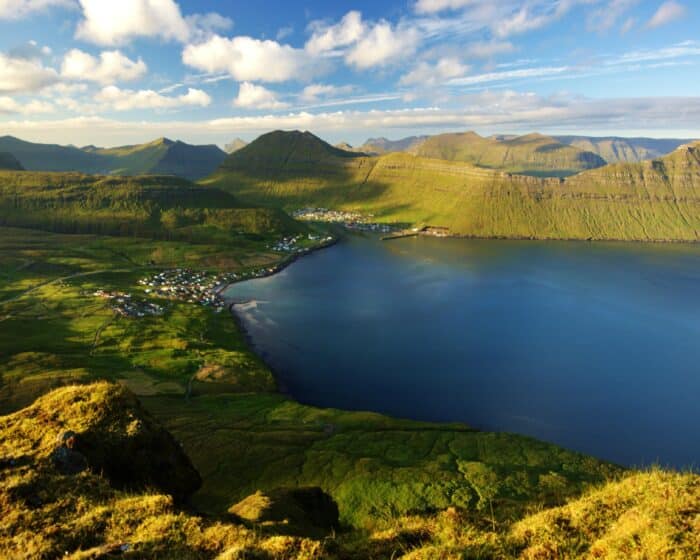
xmin=224 ymin=235 xmax=700 ymax=468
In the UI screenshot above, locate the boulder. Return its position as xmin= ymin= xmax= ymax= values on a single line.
xmin=229 ymin=487 xmax=339 ymax=533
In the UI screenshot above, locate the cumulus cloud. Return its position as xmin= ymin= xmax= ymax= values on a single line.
xmin=305 ymin=11 xmax=365 ymax=55
xmin=0 ymin=0 xmax=74 ymax=20
xmin=61 ymin=49 xmax=147 ymax=85
xmin=346 ymin=22 xmax=420 ymax=69
xmin=233 ymin=82 xmax=287 ymax=110
xmin=647 ymin=1 xmax=686 ymax=29
xmin=0 ymin=96 xmax=54 ymax=114
xmin=183 ymin=35 xmax=318 ymax=83
xmin=0 ymin=52 xmax=59 ymax=93
xmin=400 ymin=57 xmax=469 ymax=86
xmin=75 ymin=0 xmax=190 ymax=45
xmin=95 ymin=85 xmax=211 ymax=110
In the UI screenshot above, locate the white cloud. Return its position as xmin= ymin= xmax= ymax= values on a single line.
xmin=0 ymin=0 xmax=74 ymax=20
xmin=0 ymin=52 xmax=59 ymax=93
xmin=75 ymin=0 xmax=190 ymax=45
xmin=183 ymin=35 xmax=318 ymax=83
xmin=95 ymin=85 xmax=211 ymax=110
xmin=61 ymin=49 xmax=147 ymax=85
xmin=465 ymin=40 xmax=516 ymax=58
xmin=414 ymin=0 xmax=478 ymax=14
xmin=448 ymin=65 xmax=570 ymax=86
xmin=0 ymin=96 xmax=54 ymax=114
xmin=587 ymin=0 xmax=638 ymax=33
xmin=185 ymin=12 xmax=234 ymax=41
xmin=233 ymin=82 xmax=288 ymax=110
xmin=400 ymin=57 xmax=469 ymax=86
xmin=305 ymin=11 xmax=365 ymax=55
xmin=299 ymin=84 xmax=355 ymax=103
xmin=3 ymin=93 xmax=700 ymax=147
xmin=620 ymin=16 xmax=637 ymax=34
xmin=346 ymin=22 xmax=420 ymax=69
xmin=647 ymin=1 xmax=686 ymax=29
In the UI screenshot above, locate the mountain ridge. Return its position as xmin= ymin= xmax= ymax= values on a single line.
xmin=0 ymin=135 xmax=226 ymax=180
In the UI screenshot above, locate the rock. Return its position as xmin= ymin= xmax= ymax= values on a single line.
xmin=37 ymin=383 xmax=202 ymax=502
xmin=52 ymin=445 xmax=88 ymax=475
xmin=229 ymin=487 xmax=339 ymax=533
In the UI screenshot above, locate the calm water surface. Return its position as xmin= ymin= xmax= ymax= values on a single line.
xmin=224 ymin=235 xmax=700 ymax=468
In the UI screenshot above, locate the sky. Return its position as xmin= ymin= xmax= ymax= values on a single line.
xmin=0 ymin=0 xmax=698 ymax=147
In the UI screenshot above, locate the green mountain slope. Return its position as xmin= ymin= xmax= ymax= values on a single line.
xmin=555 ymin=135 xmax=694 ymax=163
xmin=409 ymin=132 xmax=607 ymax=177
xmin=0 ymin=152 xmax=23 ymax=171
xmin=0 ymin=136 xmax=226 ymax=180
xmin=0 ymin=170 xmax=301 ymax=240
xmin=207 ymin=131 xmax=700 ymax=242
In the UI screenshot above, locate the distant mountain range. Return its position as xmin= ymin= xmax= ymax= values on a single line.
xmin=0 ymin=136 xmax=226 ymax=180
xmin=208 ymin=129 xmax=700 ymax=243
xmin=354 ymin=132 xmax=692 ymax=166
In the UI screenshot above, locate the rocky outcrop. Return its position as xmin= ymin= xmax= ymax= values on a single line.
xmin=9 ymin=382 xmax=202 ymax=502
xmin=229 ymin=487 xmax=340 ymax=533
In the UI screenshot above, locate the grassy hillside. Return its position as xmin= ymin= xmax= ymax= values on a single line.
xmin=0 ymin=152 xmax=23 ymax=171
xmin=208 ymin=131 xmax=700 ymax=242
xmin=0 ymin=170 xmax=301 ymax=240
xmin=556 ymin=135 xmax=693 ymax=163
xmin=409 ymin=132 xmax=606 ymax=177
xmin=1 ymin=381 xmax=695 ymax=558
xmin=0 ymin=136 xmax=226 ymax=180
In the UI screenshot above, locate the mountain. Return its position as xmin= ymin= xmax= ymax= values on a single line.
xmin=409 ymin=132 xmax=607 ymax=177
xmin=225 ymin=138 xmax=248 ymax=154
xmin=0 ymin=136 xmax=226 ymax=180
xmin=0 ymin=170 xmax=301 ymax=239
xmin=554 ymin=135 xmax=694 ymax=163
xmin=221 ymin=130 xmax=361 ymax=174
xmin=0 ymin=152 xmax=23 ymax=170
xmin=207 ymin=131 xmax=700 ymax=242
xmin=360 ymin=135 xmax=430 ymax=154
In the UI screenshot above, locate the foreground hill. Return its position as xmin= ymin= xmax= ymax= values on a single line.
xmin=408 ymin=132 xmax=606 ymax=177
xmin=0 ymin=136 xmax=226 ymax=180
xmin=0 ymin=170 xmax=301 ymax=240
xmin=1 ymin=382 xmax=695 ymax=558
xmin=208 ymin=131 xmax=700 ymax=242
xmin=0 ymin=152 xmax=23 ymax=171
xmin=555 ymin=135 xmax=693 ymax=163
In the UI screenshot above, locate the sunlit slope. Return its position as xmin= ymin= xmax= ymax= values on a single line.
xmin=208 ymin=132 xmax=700 ymax=242
xmin=0 ymin=170 xmax=301 ymax=239
xmin=410 ymin=132 xmax=606 ymax=177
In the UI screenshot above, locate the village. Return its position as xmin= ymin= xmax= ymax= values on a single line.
xmin=92 ymin=290 xmax=165 ymax=318
xmin=292 ymin=208 xmax=396 ymax=234
xmin=269 ymin=232 xmax=334 ymax=253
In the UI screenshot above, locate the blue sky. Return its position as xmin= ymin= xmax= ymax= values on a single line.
xmin=0 ymin=0 xmax=698 ymax=147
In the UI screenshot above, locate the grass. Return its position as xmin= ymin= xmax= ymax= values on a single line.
xmin=1 ymin=382 xmax=696 ymax=559
xmin=207 ymin=132 xmax=700 ymax=242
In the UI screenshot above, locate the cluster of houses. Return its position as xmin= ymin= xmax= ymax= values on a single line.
xmin=292 ymin=208 xmax=396 ymax=234
xmin=270 ymin=233 xmax=334 ymax=253
xmin=137 ymin=270 xmax=235 ymax=312
xmin=92 ymin=290 xmax=165 ymax=318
